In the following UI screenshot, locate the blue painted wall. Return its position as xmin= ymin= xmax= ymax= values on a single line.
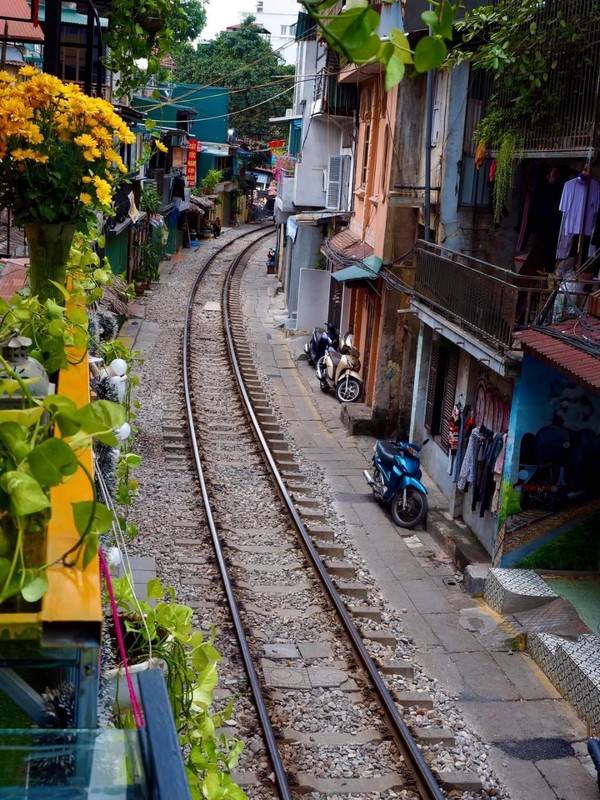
xmin=170 ymin=84 xmax=229 ymax=144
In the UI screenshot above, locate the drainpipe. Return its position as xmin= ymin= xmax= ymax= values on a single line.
xmin=423 ymin=8 xmax=435 ymax=242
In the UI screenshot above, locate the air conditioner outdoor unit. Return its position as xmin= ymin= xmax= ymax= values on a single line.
xmin=325 ymin=154 xmax=351 ymax=210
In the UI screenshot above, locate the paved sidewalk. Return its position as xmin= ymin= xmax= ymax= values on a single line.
xmin=240 ymin=247 xmax=599 ymax=800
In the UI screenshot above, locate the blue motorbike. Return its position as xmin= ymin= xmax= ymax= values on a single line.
xmin=363 ymin=438 xmax=429 ymax=528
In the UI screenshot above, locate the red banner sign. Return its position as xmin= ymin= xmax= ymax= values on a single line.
xmin=186 ymin=140 xmax=198 ymax=187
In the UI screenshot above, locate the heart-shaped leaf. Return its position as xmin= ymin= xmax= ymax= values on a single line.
xmin=27 ymin=438 xmax=78 ymax=486
xmin=390 ymin=29 xmax=413 ymax=63
xmin=0 ymin=471 xmax=50 ymax=516
xmin=21 ymin=569 xmax=48 ymax=602
xmin=414 ymin=35 xmax=447 ymax=72
xmin=72 ymin=500 xmax=114 ymax=537
xmin=0 ymin=422 xmax=30 ymax=462
xmin=77 ymin=400 xmax=125 ymax=445
xmin=325 ymin=6 xmax=380 ymax=50
xmin=385 ymin=53 xmax=406 ymax=89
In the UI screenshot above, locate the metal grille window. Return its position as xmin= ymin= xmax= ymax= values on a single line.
xmin=424 ymin=338 xmax=459 ymax=453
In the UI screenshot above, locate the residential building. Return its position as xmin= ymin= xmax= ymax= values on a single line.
xmin=406 ymin=0 xmax=600 ymax=567
xmin=270 ymin=12 xmax=357 ymax=328
xmin=254 ymin=0 xmax=299 ymax=66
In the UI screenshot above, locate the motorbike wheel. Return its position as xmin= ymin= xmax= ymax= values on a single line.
xmin=391 ymin=487 xmax=428 ymax=529
xmin=320 ymin=379 xmax=329 ymax=393
xmin=316 ymin=355 xmax=326 ymax=376
xmin=336 ymin=376 xmax=362 ymax=403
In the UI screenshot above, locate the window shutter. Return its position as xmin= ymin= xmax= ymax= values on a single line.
xmin=424 ymin=338 xmax=439 ymax=432
xmin=326 ymin=155 xmax=350 ymax=210
xmin=439 ymin=347 xmax=459 ymax=453
xmin=326 ymin=155 xmax=342 ymax=209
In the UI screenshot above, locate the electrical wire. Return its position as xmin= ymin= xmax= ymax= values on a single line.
xmin=142 ymin=24 xmax=319 ymax=112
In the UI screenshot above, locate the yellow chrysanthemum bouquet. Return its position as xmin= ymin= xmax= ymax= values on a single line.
xmin=0 ymin=66 xmax=136 ymax=299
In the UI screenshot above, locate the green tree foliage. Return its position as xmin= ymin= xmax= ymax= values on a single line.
xmin=449 ymin=0 xmax=600 ymax=147
xmin=104 ymin=0 xmax=207 ymax=94
xmin=172 ymin=15 xmax=295 ymax=142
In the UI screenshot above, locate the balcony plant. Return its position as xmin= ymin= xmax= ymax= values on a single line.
xmin=0 ymin=374 xmax=124 ymax=607
xmin=107 ymin=575 xmax=246 ymax=800
xmin=103 ymin=0 xmax=190 ymax=94
xmin=271 ymin=154 xmax=297 ymax=182
xmin=200 ymin=169 xmax=224 ymax=195
xmin=0 ymin=67 xmax=135 ymax=304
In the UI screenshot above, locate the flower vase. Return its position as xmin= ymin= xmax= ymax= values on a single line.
xmin=24 ymin=222 xmax=77 ymax=304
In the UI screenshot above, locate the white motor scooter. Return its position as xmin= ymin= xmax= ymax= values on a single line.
xmin=316 ymin=332 xmax=363 ymax=403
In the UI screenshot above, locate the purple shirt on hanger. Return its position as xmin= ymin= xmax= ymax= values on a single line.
xmin=559 ymin=177 xmax=600 ymax=236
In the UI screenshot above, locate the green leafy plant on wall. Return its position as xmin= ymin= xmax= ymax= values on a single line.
xmin=450 ymin=0 xmax=600 ymax=220
xmin=0 ymin=382 xmax=124 ymax=606
xmin=109 ymin=576 xmax=247 ymax=800
xmin=201 ymin=169 xmax=224 ymax=195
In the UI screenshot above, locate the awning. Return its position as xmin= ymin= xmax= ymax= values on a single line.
xmin=199 ymin=147 xmax=230 ymax=157
xmin=325 ymin=228 xmax=374 ymax=263
xmin=331 ymin=255 xmax=383 ymax=283
xmin=515 ymin=317 xmax=600 ymax=393
xmin=191 ymin=195 xmax=214 ymax=210
xmin=0 ymin=0 xmax=44 ymax=41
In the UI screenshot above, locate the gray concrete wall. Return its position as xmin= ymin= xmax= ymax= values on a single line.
xmin=287 ymin=223 xmax=324 ymax=322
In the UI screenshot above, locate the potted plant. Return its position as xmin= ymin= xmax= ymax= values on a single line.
xmin=140 ymin=185 xmax=163 ymax=216
xmin=0 ymin=67 xmax=136 ymax=304
xmin=200 ymin=169 xmax=224 ymax=195
xmin=105 ymin=575 xmax=247 ymax=799
xmin=103 ymin=0 xmax=189 ymax=94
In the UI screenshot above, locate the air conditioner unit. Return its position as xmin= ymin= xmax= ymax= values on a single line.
xmin=325 ymin=154 xmax=351 ymax=210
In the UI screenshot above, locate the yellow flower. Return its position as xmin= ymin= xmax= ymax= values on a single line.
xmin=19 ymin=65 xmax=38 ymax=77
xmin=82 ymin=147 xmax=101 ymax=161
xmin=0 ymin=71 xmax=13 ymax=83
xmin=105 ymin=147 xmax=128 ymax=174
xmin=155 ymin=140 xmax=168 ymax=154
xmin=74 ymin=133 xmax=97 ymax=149
xmin=79 ymin=192 xmax=93 ymax=205
xmin=82 ymin=175 xmax=93 ymax=184
xmin=92 ymin=175 xmax=112 ymax=206
xmin=11 ymin=147 xmax=48 ymax=163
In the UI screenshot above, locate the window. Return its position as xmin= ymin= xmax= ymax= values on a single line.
xmin=424 ymin=337 xmax=459 ymax=453
xmin=256 ymin=0 xmax=263 ymax=11
xmin=459 ymin=66 xmax=492 ymax=209
xmin=280 ymin=25 xmax=291 ymax=35
xmin=361 ymin=121 xmax=371 ymax=187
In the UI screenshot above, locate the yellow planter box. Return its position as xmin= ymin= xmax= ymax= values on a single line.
xmin=0 ymin=349 xmax=102 ymax=640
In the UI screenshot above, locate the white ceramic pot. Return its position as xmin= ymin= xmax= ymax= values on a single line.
xmin=104 ymin=657 xmax=166 ymax=712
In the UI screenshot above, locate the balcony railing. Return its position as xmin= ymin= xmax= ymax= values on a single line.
xmin=413 ymin=241 xmax=552 ymax=351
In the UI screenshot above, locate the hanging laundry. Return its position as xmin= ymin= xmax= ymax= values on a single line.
xmin=556 ymin=176 xmax=600 ymax=259
xmin=457 ymin=425 xmax=480 ymax=491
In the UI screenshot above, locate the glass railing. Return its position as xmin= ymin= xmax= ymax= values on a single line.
xmin=0 ymin=728 xmax=147 ymax=798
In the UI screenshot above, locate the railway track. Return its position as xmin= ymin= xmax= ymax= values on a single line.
xmin=176 ymin=228 xmax=447 ymax=799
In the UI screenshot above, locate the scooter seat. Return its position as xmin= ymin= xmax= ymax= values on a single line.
xmin=375 ymin=439 xmax=402 ymax=464
xmin=328 ymin=350 xmax=342 ymax=367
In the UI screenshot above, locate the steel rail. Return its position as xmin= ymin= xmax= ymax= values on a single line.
xmin=222 ymin=254 xmax=446 ymax=800
xmin=181 ymin=226 xmax=293 ymax=800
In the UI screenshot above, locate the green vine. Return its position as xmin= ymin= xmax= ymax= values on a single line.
xmin=451 ymin=0 xmax=600 ymax=151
